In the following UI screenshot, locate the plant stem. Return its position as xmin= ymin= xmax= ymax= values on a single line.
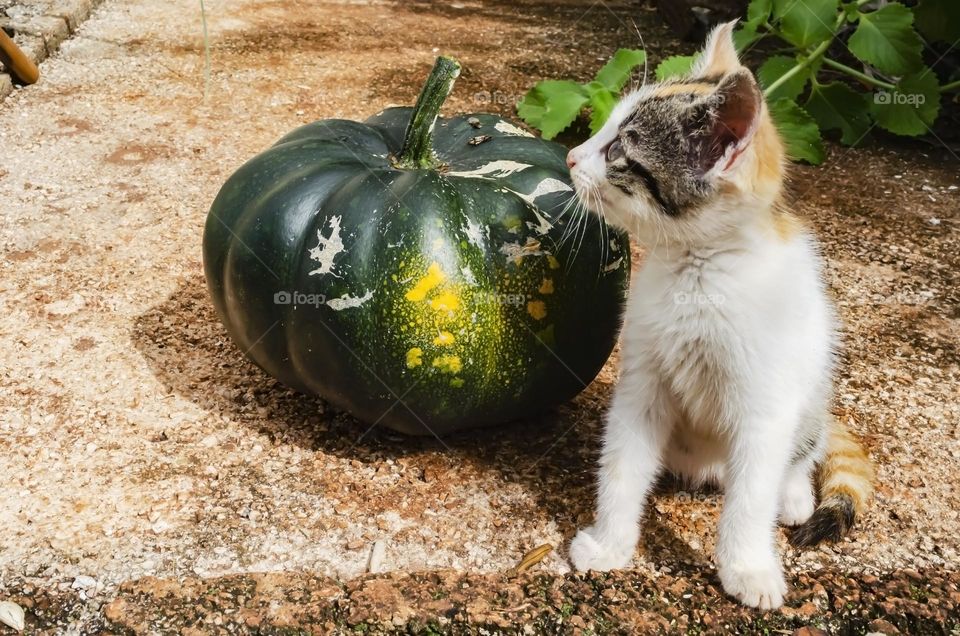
xmin=822 ymin=58 xmax=895 ymax=89
xmin=763 ymin=38 xmax=831 ymax=98
xmin=762 ymin=12 xmax=847 ymax=99
xmin=395 ymin=56 xmax=461 ymax=169
xmin=940 ymin=79 xmax=960 ymax=93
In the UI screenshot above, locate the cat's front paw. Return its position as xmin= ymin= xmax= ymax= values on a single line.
xmin=568 ymin=527 xmax=634 ymax=571
xmin=718 ymin=560 xmax=788 ymax=610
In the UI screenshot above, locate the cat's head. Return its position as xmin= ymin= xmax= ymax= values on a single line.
xmin=567 ymin=21 xmax=785 ymax=244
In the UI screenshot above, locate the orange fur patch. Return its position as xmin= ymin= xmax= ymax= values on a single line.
xmin=749 ymin=113 xmax=785 ymax=196
xmin=650 ymin=82 xmax=717 ymax=98
xmin=773 ymin=212 xmax=804 ymax=241
xmin=819 ymin=418 xmax=875 ymax=514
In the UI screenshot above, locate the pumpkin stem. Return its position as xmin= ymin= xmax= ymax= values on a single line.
xmin=394 ymin=56 xmax=461 ymax=169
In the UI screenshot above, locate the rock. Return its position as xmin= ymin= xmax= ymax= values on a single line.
xmin=71 ymin=575 xmax=97 ymax=591
xmin=867 ymin=618 xmax=901 ymax=634
xmin=368 ymin=540 xmax=387 ymax=573
xmin=0 ymin=601 xmax=25 ymax=632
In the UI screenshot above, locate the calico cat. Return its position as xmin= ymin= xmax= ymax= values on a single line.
xmin=565 ymin=21 xmax=874 ymax=609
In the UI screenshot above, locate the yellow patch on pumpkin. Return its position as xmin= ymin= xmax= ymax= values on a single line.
xmin=433 ymin=331 xmax=455 ymax=346
xmin=406 ymin=262 xmax=445 ymax=301
xmin=538 ymin=278 xmax=554 ymax=294
xmin=430 ymin=291 xmax=460 ymax=313
xmin=547 ymin=255 xmax=560 ymax=270
xmin=432 ymin=354 xmax=463 ymax=374
xmin=406 ymin=347 xmax=423 ymax=368
xmin=450 ymin=377 xmax=465 ymax=388
xmin=527 ymin=300 xmax=547 ymax=320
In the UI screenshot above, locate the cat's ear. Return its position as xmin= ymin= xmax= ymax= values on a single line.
xmin=687 ymin=69 xmax=762 ymax=176
xmin=692 ymin=20 xmax=741 ymax=77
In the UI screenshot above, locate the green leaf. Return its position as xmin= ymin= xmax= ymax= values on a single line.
xmin=734 ymin=19 xmax=764 ymax=52
xmin=913 ymin=0 xmax=960 ymax=45
xmin=747 ymin=0 xmax=773 ymax=23
xmin=841 ymin=1 xmax=860 ymax=22
xmin=594 ymin=49 xmax=647 ymax=93
xmin=768 ymin=98 xmax=825 ymax=164
xmin=516 ymin=80 xmax=590 ymax=140
xmin=848 ymin=3 xmax=923 ymax=76
xmin=655 ymin=55 xmax=697 ymax=81
xmin=870 ymin=71 xmax=941 ymax=136
xmin=804 ymin=82 xmax=871 ymax=145
xmin=735 ymin=0 xmax=773 ymax=50
xmin=758 ymin=55 xmax=810 ymax=101
xmin=772 ymin=0 xmax=839 ymax=48
xmin=585 ymin=82 xmax=617 ymax=134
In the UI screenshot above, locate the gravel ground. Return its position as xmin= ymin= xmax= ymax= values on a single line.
xmin=0 ymin=0 xmax=958 ymax=633
xmin=0 ymin=0 xmax=105 ymax=97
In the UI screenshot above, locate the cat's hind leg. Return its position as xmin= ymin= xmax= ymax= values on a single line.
xmin=779 ymin=456 xmax=817 ymax=526
xmin=779 ymin=413 xmax=827 ymax=526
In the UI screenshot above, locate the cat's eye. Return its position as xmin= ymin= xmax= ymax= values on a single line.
xmin=605 ymin=139 xmax=624 ymax=162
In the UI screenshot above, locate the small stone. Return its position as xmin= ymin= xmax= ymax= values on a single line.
xmin=0 ymin=601 xmax=25 ymax=632
xmin=71 ymin=575 xmax=97 ymax=591
xmin=467 ymin=117 xmax=481 ymax=128
xmin=867 ymin=618 xmax=901 ymax=635
xmin=368 ymin=540 xmax=387 ymax=573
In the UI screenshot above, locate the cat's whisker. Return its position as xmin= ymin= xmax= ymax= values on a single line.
xmin=591 ymin=186 xmax=610 ymax=280
xmin=569 ymin=186 xmax=596 ymax=270
xmin=630 ymin=19 xmax=649 ymax=92
xmin=558 ymin=190 xmax=589 ymax=250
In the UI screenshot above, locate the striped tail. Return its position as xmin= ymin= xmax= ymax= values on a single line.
xmin=790 ymin=417 xmax=874 ymax=548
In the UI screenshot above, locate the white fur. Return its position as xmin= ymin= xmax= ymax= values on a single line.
xmin=566 ymin=23 xmax=836 ymax=611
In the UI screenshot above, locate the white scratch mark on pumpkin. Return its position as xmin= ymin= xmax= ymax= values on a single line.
xmin=603 ymin=257 xmax=624 ymax=273
xmin=499 ymin=238 xmax=546 ymax=264
xmin=461 ymin=265 xmax=476 ymax=285
xmin=507 ymin=178 xmax=571 ymax=235
xmin=518 ymin=178 xmax=573 ymax=200
xmin=463 ymin=216 xmax=487 ymax=248
xmin=308 ymin=216 xmax=345 ymax=277
xmin=494 ymin=121 xmax=534 ymax=137
xmin=448 ymin=160 xmax=533 ymax=179
xmin=326 ymin=289 xmax=374 ymax=310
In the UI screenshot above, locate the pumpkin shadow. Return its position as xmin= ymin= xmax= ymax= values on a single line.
xmin=132 ymin=273 xmax=619 ymax=541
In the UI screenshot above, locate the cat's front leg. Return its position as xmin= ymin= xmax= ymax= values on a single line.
xmin=569 ymin=367 xmax=674 ymax=571
xmin=716 ymin=415 xmax=795 ymax=610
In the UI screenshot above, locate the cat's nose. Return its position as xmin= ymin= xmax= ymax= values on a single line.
xmin=566 ymin=150 xmax=578 ymax=169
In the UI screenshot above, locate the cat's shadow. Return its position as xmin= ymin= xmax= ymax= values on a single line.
xmin=131 ymin=273 xmax=708 ymax=575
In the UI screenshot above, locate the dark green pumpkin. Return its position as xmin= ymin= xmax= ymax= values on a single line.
xmin=203 ymin=57 xmax=629 ymax=435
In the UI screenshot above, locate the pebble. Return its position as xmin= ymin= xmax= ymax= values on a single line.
xmin=368 ymin=540 xmax=387 ymax=573
xmin=0 ymin=601 xmax=24 ymax=632
xmin=71 ymin=575 xmax=97 ymax=590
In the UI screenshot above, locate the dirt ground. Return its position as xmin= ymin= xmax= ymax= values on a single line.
xmin=0 ymin=0 xmax=958 ymax=633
